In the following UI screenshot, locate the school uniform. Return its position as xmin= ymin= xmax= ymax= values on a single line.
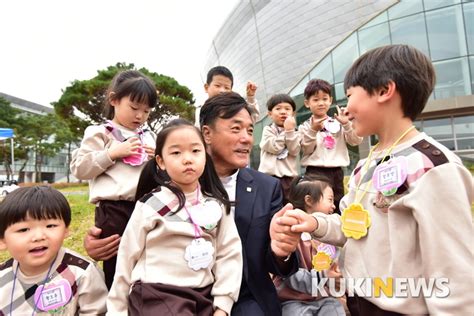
xmin=0 ymin=248 xmax=107 ymax=315
xmin=70 ymin=121 xmax=156 ymax=289
xmin=300 ymin=118 xmax=362 ymax=212
xmin=107 ymin=186 xmax=242 ymax=315
xmin=311 ymin=133 xmax=474 ymax=314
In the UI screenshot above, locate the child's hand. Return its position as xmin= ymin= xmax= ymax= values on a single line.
xmin=327 ymin=261 xmax=342 ymax=290
xmin=108 ymin=137 xmax=142 ymax=160
xmin=282 ymin=209 xmax=319 ymax=233
xmin=283 ymin=116 xmax=296 ymax=131
xmin=213 ymin=308 xmax=227 ymax=316
xmin=310 ymin=117 xmax=326 ymax=131
xmin=334 ymin=105 xmax=349 ymax=125
xmin=246 ymin=81 xmax=258 ymax=99
xmin=142 ymin=144 xmax=156 ymax=160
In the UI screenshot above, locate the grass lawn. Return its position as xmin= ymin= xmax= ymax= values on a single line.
xmin=0 ymin=185 xmax=94 ymax=263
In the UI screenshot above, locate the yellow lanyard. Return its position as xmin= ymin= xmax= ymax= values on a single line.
xmin=354 ymin=126 xmax=415 ymax=204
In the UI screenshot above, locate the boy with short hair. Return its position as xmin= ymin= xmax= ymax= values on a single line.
xmin=258 ymin=94 xmax=300 ymax=203
xmin=287 ymin=44 xmax=474 ymax=315
xmin=195 ymin=66 xmax=260 ymax=126
xmin=299 ymin=79 xmax=363 ymax=213
xmin=0 ymin=186 xmax=108 ymax=315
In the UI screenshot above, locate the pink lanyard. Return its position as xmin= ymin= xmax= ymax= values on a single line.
xmin=183 ymin=185 xmax=202 ymax=238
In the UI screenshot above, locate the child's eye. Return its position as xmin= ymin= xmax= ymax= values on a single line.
xmin=46 ymin=224 xmax=58 ymax=228
xmin=193 ymin=148 xmax=202 ymax=153
xmin=16 ymin=227 xmax=29 ymax=233
xmin=171 ymin=151 xmax=180 ymax=155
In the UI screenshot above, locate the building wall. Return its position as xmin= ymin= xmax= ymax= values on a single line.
xmin=203 ymin=0 xmax=474 ymax=171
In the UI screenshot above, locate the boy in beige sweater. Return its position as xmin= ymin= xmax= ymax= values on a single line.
xmin=258 ymin=94 xmax=300 ymax=203
xmin=299 ymin=79 xmax=362 ymax=213
xmin=283 ymin=45 xmax=473 ymax=315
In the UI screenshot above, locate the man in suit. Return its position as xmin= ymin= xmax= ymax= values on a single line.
xmin=83 ymin=92 xmax=301 ymax=315
xmin=200 ymin=92 xmax=300 ymax=315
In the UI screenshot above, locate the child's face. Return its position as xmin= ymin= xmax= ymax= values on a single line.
xmin=345 ymin=86 xmax=379 ymax=137
xmin=268 ymin=102 xmax=294 ymax=127
xmin=304 ymin=90 xmax=332 ymax=119
xmin=0 ymin=216 xmax=69 ymax=276
xmin=111 ymin=95 xmax=152 ymax=130
xmin=305 ymin=186 xmax=335 ymax=215
xmin=156 ymin=127 xmax=206 ymax=193
xmin=204 ymin=75 xmax=232 ymax=98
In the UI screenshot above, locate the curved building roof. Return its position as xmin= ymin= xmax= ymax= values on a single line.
xmin=202 ymin=0 xmax=397 ymax=118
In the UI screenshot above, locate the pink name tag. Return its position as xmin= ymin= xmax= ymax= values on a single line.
xmin=373 ymin=156 xmax=408 ymax=196
xmin=34 ymin=279 xmax=72 ymax=311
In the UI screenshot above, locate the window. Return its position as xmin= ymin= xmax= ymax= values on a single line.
xmin=358 ymin=22 xmax=391 ymax=55
xmin=433 ymin=57 xmax=471 ymax=99
xmin=424 ymin=0 xmax=461 ymax=11
xmin=423 ymin=118 xmax=453 ymax=140
xmin=464 ymin=2 xmax=474 ymax=54
xmin=388 ymin=0 xmax=424 ymax=19
xmin=309 ymin=55 xmax=334 ymax=84
xmin=390 ymin=13 xmax=430 ymax=57
xmin=332 ymin=33 xmax=359 ymax=83
xmin=426 ymin=5 xmax=467 ymax=60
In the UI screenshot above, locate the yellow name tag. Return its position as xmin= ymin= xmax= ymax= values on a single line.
xmin=312 ymin=252 xmax=332 ymax=271
xmin=341 ymin=203 xmax=371 ymax=239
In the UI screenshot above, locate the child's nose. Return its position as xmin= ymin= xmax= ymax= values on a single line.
xmin=31 ymin=228 xmax=46 ymax=242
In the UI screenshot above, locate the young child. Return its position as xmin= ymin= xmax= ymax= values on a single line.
xmin=288 ymin=45 xmax=474 ymax=315
xmin=107 ymin=119 xmax=243 ymax=316
xmin=299 ymin=79 xmax=363 ymax=213
xmin=70 ymin=69 xmax=158 ymax=289
xmin=195 ymin=66 xmax=260 ymax=125
xmin=0 ymin=186 xmax=107 ymax=315
xmin=273 ymin=175 xmax=346 ymax=316
xmin=258 ymin=94 xmax=300 ymax=204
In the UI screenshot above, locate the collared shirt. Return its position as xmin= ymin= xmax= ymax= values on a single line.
xmin=220 ymin=169 xmax=239 ymax=217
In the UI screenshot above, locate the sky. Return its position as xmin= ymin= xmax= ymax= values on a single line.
xmin=0 ymin=0 xmax=239 ymax=107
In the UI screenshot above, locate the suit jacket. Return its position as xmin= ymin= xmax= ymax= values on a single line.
xmin=233 ymin=168 xmax=298 ymax=315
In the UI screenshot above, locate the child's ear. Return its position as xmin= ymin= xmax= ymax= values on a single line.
xmin=304 ymin=99 xmax=310 ymax=108
xmin=204 ymin=83 xmax=209 ymax=93
xmin=304 ymin=195 xmax=314 ymax=208
xmin=64 ymin=228 xmax=70 ymax=239
xmin=0 ymin=239 xmax=7 ymax=251
xmin=378 ymin=80 xmax=396 ymax=102
xmin=267 ymin=111 xmax=272 ymax=118
xmin=109 ymin=92 xmax=118 ymax=106
xmin=156 ymin=155 xmax=165 ymax=171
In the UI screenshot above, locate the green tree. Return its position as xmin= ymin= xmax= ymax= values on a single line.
xmin=53 ymin=62 xmax=195 ymax=137
xmin=21 ymin=114 xmax=68 ymax=183
xmin=0 ymin=98 xmax=28 ymax=179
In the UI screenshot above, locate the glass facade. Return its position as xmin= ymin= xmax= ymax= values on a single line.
xmin=277 ymin=0 xmax=474 ymax=170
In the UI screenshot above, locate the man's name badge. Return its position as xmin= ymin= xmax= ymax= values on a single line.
xmin=187 ymin=200 xmax=222 ymax=230
xmin=34 ymin=279 xmax=72 ymax=311
xmin=373 ymin=156 xmax=408 ymax=196
xmin=341 ymin=203 xmax=371 ymax=239
xmin=324 ymin=119 xmax=341 ymax=134
xmin=312 ymin=252 xmax=332 ymax=271
xmin=184 ymin=238 xmax=214 ymax=271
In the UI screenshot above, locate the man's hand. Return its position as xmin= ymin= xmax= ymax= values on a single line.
xmin=83 ymin=226 xmax=121 ymax=261
xmin=270 ymin=203 xmax=301 ymax=258
xmin=283 ymin=209 xmax=319 ymax=233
